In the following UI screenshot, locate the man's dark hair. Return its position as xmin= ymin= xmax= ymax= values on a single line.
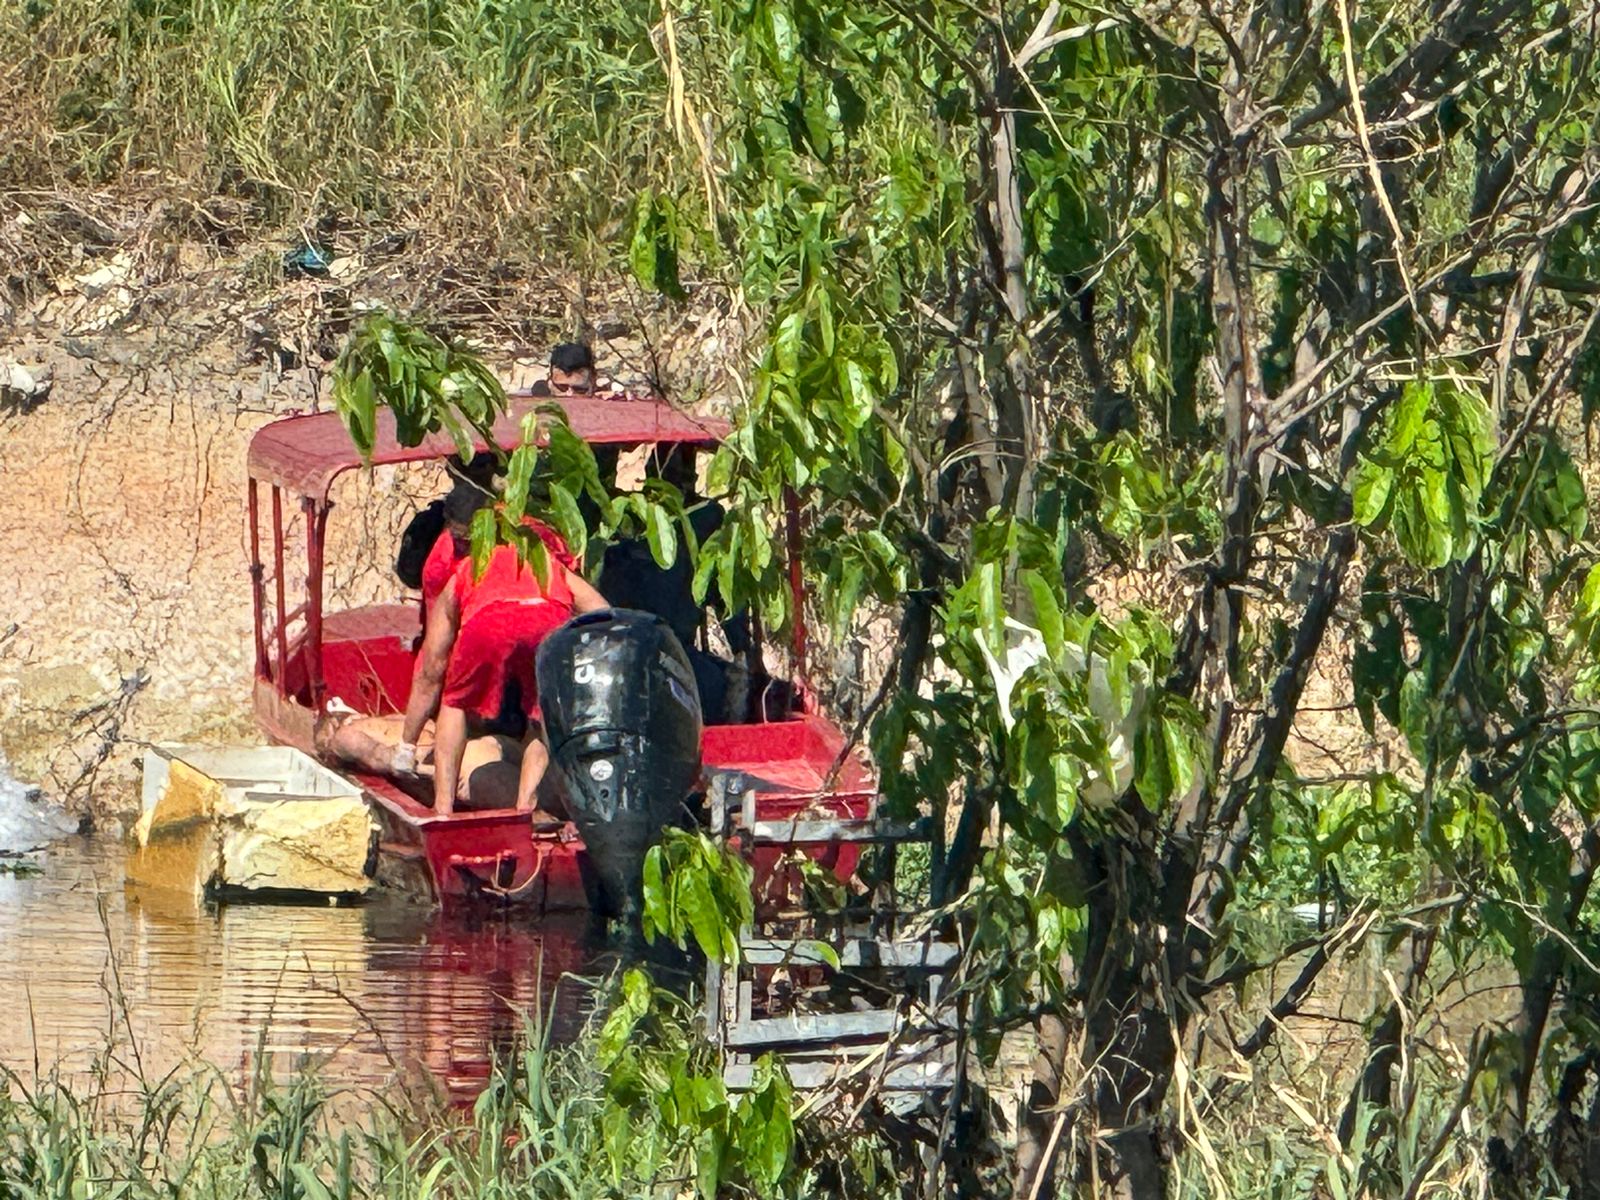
xmin=653 ymin=444 xmax=697 ymax=492
xmin=549 ymin=342 xmax=595 ymax=374
xmin=449 ymin=450 xmax=499 ymax=488
xmin=443 ymin=481 xmax=491 ymax=527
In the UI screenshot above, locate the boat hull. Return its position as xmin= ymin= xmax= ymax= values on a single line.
xmin=259 ymin=683 xmax=871 ymax=909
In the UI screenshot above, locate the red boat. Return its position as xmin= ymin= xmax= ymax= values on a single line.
xmin=244 ymin=393 xmax=873 ymax=908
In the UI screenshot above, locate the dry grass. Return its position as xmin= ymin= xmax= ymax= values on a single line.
xmin=0 ymin=0 xmax=703 ymax=290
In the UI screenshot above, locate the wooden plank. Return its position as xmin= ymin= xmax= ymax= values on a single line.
xmin=741 ymin=938 xmax=958 ymax=969
xmin=725 ymin=1059 xmax=955 ymax=1091
xmin=743 ymin=817 xmax=931 ymax=845
xmin=726 ymin=1010 xmax=901 ymax=1047
xmin=703 ymin=955 xmax=723 ymax=1046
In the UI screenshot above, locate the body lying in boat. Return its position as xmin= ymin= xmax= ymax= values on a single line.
xmin=317 ymin=529 xmax=606 ymax=828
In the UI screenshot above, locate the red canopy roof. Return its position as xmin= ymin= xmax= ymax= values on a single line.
xmin=247 ymin=392 xmax=730 ymax=499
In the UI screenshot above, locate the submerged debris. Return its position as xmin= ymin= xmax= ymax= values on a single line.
xmin=0 ymin=753 xmax=74 ymax=854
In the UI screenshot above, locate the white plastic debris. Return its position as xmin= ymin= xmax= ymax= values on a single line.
xmin=1 ymin=361 xmax=51 ymax=407
xmin=973 ymin=617 xmax=1048 ymax=735
xmin=975 ymin=617 xmax=1143 ymax=808
xmin=0 ymin=753 xmax=74 ymax=853
xmin=36 ymin=251 xmax=136 ymax=332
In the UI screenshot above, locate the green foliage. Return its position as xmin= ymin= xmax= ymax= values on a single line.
xmin=6 ymin=0 xmax=689 ymax=258
xmin=0 ymin=992 xmax=894 ymax=1200
xmin=629 ymin=189 xmax=686 ymax=300
xmin=595 ymin=969 xmax=798 ymax=1198
xmin=1350 ymin=376 xmax=1496 ymax=568
xmin=332 ymin=312 xmax=507 ymax=460
xmin=32 ymin=0 xmax=1600 ymax=1188
xmin=331 ymin=310 xmax=696 ymax=586
xmin=641 ymin=829 xmax=754 ymax=966
xmin=1059 ymin=433 xmax=1222 ymax=565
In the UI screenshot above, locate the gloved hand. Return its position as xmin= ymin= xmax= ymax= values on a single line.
xmin=392 ymin=741 xmax=419 ymax=773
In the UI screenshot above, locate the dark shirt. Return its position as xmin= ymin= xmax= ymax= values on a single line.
xmin=395 ymin=500 xmax=446 ymax=589
xmin=599 ymin=501 xmax=748 ymax=653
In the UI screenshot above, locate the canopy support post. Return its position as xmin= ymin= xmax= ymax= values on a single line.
xmin=248 ymin=478 xmax=268 ymax=680
xmin=272 ymin=486 xmax=288 ymax=695
xmin=303 ymin=496 xmax=331 ymax=708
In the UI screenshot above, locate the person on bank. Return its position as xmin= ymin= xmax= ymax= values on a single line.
xmin=529 ymin=342 xmax=599 ymax=397
xmin=396 ymin=535 xmax=609 ymax=821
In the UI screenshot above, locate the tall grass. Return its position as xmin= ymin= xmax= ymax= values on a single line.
xmin=0 ymin=1019 xmax=685 ymax=1200
xmin=1 ymin=0 xmax=692 ymax=262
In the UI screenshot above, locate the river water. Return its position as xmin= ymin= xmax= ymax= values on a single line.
xmin=0 ymin=837 xmax=606 ymax=1104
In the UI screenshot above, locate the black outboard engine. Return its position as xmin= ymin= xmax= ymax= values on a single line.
xmin=536 ymin=609 xmax=703 ymax=921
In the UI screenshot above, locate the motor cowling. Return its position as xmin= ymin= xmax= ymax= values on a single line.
xmin=536 ymin=608 xmax=703 ymax=920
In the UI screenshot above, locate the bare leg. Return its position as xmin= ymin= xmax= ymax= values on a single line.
xmin=433 ymin=704 xmax=470 ymax=814
xmin=516 ymin=739 xmax=550 ymax=814
xmin=316 ymin=714 xmax=433 ymax=773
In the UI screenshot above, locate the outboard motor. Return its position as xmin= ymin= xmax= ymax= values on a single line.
xmin=536 ymin=609 xmax=703 ymax=921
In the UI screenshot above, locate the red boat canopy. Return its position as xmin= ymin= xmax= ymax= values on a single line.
xmin=248 ymin=392 xmax=731 ymax=500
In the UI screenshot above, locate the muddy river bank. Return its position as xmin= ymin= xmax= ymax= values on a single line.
xmin=0 ymin=837 xmax=608 ymax=1104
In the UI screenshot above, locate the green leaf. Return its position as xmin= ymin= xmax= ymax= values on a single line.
xmin=628 ymin=190 xmax=686 ymax=300
xmin=832 ymin=558 xmax=865 ymax=638
xmin=469 ymin=505 xmax=497 ymax=581
xmin=1162 ymin=713 xmax=1196 ymax=799
xmin=693 ymin=537 xmax=720 ymax=605
xmin=816 ymin=287 xmax=835 ymax=355
xmin=1385 ymin=381 xmax=1430 ymax=457
xmin=805 ymin=940 xmax=841 ymax=970
xmin=547 ymin=481 xmax=587 ymax=562
xmin=705 ymin=447 xmax=735 ymax=497
xmin=736 ymin=1057 xmax=795 ymax=1193
xmin=348 ymin=369 xmax=377 ymax=455
xmin=695 ymin=1125 xmax=727 ymax=1200
xmin=719 ymin=523 xmax=742 ymax=613
xmin=644 ymin=501 xmax=678 ymax=570
xmin=772 ymin=311 xmax=806 ymax=379
xmin=641 ymin=846 xmax=667 ymax=944
xmin=975 ymin=561 xmax=1003 ymax=650
xmin=679 ymin=868 xmax=725 ymax=962
xmin=1350 ymin=461 xmax=1393 ymax=527
xmin=1398 ymin=669 xmax=1432 ymax=761
xmin=1021 ymin=568 xmax=1065 ymax=656
xmin=596 ymin=969 xmax=652 ymax=1068
xmin=503 ymin=445 xmax=535 ymax=521
xmin=835 ymin=358 xmax=874 ymax=428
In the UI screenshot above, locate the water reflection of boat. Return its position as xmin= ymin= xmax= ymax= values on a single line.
xmin=0 ymin=841 xmax=604 ymax=1103
xmin=122 ymin=879 xmax=601 ymax=1102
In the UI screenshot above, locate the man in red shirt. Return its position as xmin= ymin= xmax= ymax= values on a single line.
xmin=396 ymin=537 xmax=608 ymax=818
xmin=421 ymin=484 xmax=583 ymax=617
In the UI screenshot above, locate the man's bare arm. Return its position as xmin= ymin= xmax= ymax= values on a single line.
xmin=566 ymin=569 xmax=610 ymax=614
xmin=400 ymin=583 xmax=461 ymax=750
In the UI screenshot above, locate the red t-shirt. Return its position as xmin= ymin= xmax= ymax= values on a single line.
xmin=421 ymin=531 xmax=467 ymax=610
xmin=451 ymin=535 xmax=576 ymax=626
xmin=423 ymin=517 xmax=579 ymax=611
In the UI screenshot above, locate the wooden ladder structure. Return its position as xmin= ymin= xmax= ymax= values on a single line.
xmin=705 ymin=777 xmax=960 ymax=1103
